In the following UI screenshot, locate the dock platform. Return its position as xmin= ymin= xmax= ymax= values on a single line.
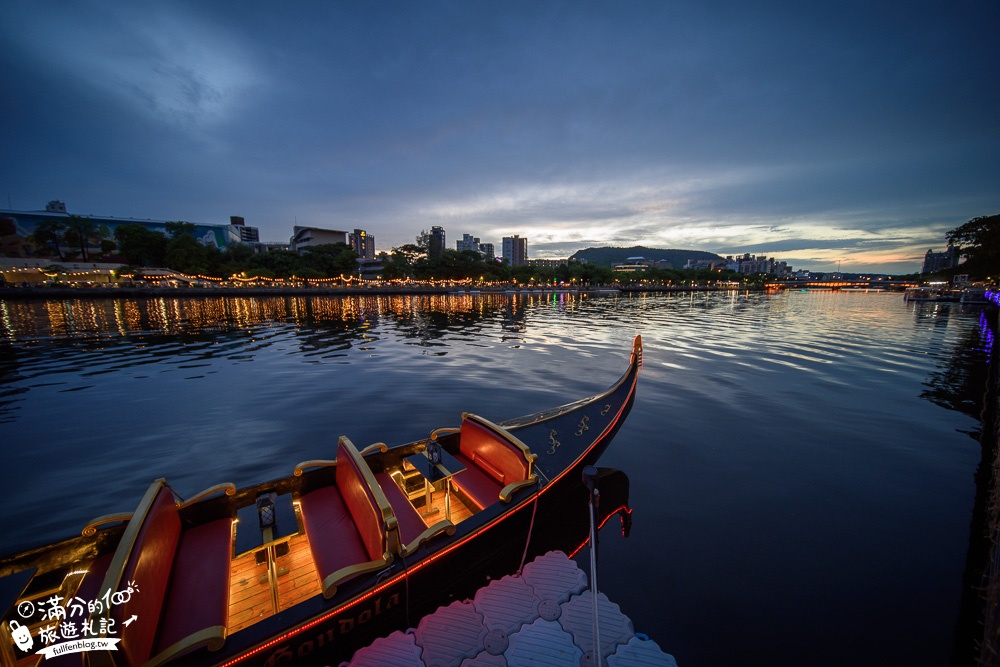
xmin=342 ymin=551 xmax=677 ymax=667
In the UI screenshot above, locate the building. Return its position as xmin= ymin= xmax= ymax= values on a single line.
xmin=456 ymin=234 xmax=498 ymax=260
xmin=922 ymin=246 xmax=960 ymax=274
xmin=723 ymin=253 xmax=791 ymax=276
xmin=289 ymin=226 xmax=350 ymax=252
xmin=429 ymin=226 xmax=446 ymax=258
xmin=502 ymin=235 xmax=528 ymax=266
xmin=229 ymin=216 xmax=260 ymax=244
xmin=456 ymin=234 xmax=481 ymax=253
xmin=351 ymin=229 xmax=376 ymax=260
xmin=528 ymin=258 xmax=568 ymax=268
xmin=0 ymin=200 xmax=259 ymax=261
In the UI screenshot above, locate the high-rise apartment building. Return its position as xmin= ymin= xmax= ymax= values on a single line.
xmin=922 ymin=246 xmax=960 ymax=274
xmin=429 ymin=226 xmax=446 ymax=259
xmin=350 ymin=229 xmax=375 ymax=260
xmin=456 ymin=234 xmax=480 ymax=253
xmin=502 ymin=235 xmax=528 ymax=266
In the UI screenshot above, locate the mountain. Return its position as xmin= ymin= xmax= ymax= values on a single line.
xmin=568 ymin=246 xmax=724 ymax=269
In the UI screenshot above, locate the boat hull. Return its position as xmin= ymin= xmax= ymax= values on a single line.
xmin=1 ymin=337 xmax=641 ymax=667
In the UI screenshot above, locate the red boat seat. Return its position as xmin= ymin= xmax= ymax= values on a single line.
xmin=450 ymin=414 xmax=538 ymax=510
xmin=89 ymin=480 xmax=233 ymax=667
xmin=297 ymin=437 xmax=396 ymax=598
xmin=44 ymin=553 xmax=114 ymax=666
xmin=375 ymin=471 xmax=455 ymax=556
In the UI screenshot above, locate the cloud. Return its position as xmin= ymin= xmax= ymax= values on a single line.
xmin=1 ymin=1 xmax=998 ymax=274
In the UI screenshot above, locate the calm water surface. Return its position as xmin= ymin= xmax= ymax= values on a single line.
xmin=0 ymin=291 xmax=991 ymax=666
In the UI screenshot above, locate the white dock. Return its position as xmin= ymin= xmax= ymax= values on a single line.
xmin=342 ymin=551 xmax=677 ymax=667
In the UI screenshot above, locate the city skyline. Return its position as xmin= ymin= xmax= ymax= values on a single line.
xmin=2 ymin=2 xmax=998 ymax=274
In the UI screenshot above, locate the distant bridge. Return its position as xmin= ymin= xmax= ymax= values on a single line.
xmin=764 ymin=279 xmax=919 ymax=290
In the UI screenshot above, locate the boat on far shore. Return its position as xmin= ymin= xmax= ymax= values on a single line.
xmin=904 ymin=286 xmax=961 ymax=302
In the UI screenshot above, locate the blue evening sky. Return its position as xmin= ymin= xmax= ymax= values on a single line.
xmin=1 ymin=1 xmax=997 ymax=273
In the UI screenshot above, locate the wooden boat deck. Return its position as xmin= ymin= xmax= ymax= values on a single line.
xmin=227 ymin=489 xmax=473 ymax=634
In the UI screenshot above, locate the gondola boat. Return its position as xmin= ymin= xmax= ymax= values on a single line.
xmin=1 ymin=335 xmax=642 ymax=667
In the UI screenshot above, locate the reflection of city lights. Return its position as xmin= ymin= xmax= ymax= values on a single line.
xmin=0 ymin=291 xmax=602 ymax=342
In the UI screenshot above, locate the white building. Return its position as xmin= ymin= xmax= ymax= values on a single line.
xmin=290 ymin=226 xmax=350 ymax=252
xmin=502 ymin=235 xmax=528 ymax=266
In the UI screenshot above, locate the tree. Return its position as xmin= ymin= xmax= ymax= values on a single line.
xmin=165 ymin=221 xmax=198 ymax=238
xmin=63 ymin=215 xmax=98 ymax=261
xmin=28 ymin=219 xmax=66 ymax=260
xmin=165 ymin=233 xmax=209 ymax=274
xmin=114 ymin=224 xmax=167 ymax=266
xmin=301 ymin=243 xmax=359 ymax=277
xmin=946 ymin=214 xmax=1000 ymax=279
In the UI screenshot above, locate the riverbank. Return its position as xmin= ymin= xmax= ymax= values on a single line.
xmin=972 ymin=304 xmax=1000 ymax=666
xmin=0 ymin=284 xmax=780 ymax=301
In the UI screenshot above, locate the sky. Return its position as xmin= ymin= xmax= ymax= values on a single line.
xmin=2 ymin=1 xmax=998 ymax=274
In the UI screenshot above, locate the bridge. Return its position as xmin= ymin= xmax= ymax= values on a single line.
xmin=764 ymin=279 xmax=919 ymax=290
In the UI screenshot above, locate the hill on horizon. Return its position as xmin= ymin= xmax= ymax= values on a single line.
xmin=568 ymin=246 xmax=724 ymax=269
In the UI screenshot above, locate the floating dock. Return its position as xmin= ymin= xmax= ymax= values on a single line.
xmin=341 ymin=551 xmax=677 ymax=667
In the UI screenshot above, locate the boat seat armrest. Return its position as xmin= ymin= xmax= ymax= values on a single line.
xmin=430 ymin=426 xmax=460 ymax=440
xmin=499 ymin=476 xmax=538 ymax=503
xmin=146 ymin=627 xmax=227 ymax=667
xmin=294 ymin=459 xmax=337 ymax=476
xmin=320 ymin=559 xmax=392 ymax=600
xmin=399 ymin=519 xmax=456 ymax=557
xmin=82 ymin=512 xmax=133 ymax=537
xmin=176 ymin=483 xmax=236 ymax=509
xmin=359 ymin=442 xmax=388 ymax=455
xmin=375 ymin=471 xmax=455 ymax=557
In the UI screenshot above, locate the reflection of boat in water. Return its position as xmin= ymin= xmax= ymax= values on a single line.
xmin=1 ymin=337 xmax=642 ymax=667
xmin=904 ymin=286 xmax=961 ymax=302
xmin=960 ymin=286 xmax=991 ymax=306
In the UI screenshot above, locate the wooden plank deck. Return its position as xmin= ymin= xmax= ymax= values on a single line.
xmin=226 ymin=486 xmax=474 ymax=634
xmin=228 ymin=533 xmax=320 ymax=634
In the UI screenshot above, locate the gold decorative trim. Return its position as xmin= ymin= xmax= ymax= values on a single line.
xmin=575 ymin=415 xmax=590 ymax=436
xmin=95 ymin=479 xmax=168 ymax=609
xmin=145 ymin=626 xmax=228 ymax=667
xmin=319 ymin=557 xmax=392 ymax=600
xmin=430 ymin=426 xmax=460 ymax=440
xmin=359 ymin=442 xmax=389 ymax=456
xmin=497 ymin=334 xmax=642 ymax=430
xmin=88 ymin=478 xmax=170 ymax=666
xmin=398 ymin=519 xmax=456 ymax=557
xmin=547 ymin=429 xmax=561 ymax=455
xmin=81 ymin=512 xmax=133 ymax=537
xmin=293 ymin=458 xmax=337 ymax=477
xmin=499 ymin=476 xmax=538 ymax=503
xmin=176 ymin=482 xmax=236 ymax=508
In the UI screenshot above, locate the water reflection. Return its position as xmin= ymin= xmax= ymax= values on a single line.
xmin=920 ymin=321 xmax=991 ymax=423
xmin=0 ymin=293 xmax=600 ymax=422
xmin=1 ymin=290 xmax=994 ymax=667
xmin=0 ymin=293 xmax=579 ymax=341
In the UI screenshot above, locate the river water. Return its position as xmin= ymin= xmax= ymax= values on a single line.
xmin=0 ymin=290 xmax=991 ymax=666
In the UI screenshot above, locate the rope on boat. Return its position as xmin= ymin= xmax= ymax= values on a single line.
xmin=517 ymin=481 xmax=542 ymax=575
xmin=585 ymin=465 xmax=602 ymax=667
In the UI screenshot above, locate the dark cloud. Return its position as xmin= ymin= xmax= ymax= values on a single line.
xmin=1 ymin=1 xmax=998 ymax=272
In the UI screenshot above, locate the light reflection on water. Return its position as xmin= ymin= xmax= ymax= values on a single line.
xmin=0 ymin=291 xmax=990 ymax=667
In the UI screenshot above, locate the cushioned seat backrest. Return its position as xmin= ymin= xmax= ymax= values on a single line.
xmin=459 ymin=418 xmax=531 ymax=485
xmin=336 ymin=439 xmax=386 ymax=561
xmin=112 ymin=484 xmax=182 ymax=667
